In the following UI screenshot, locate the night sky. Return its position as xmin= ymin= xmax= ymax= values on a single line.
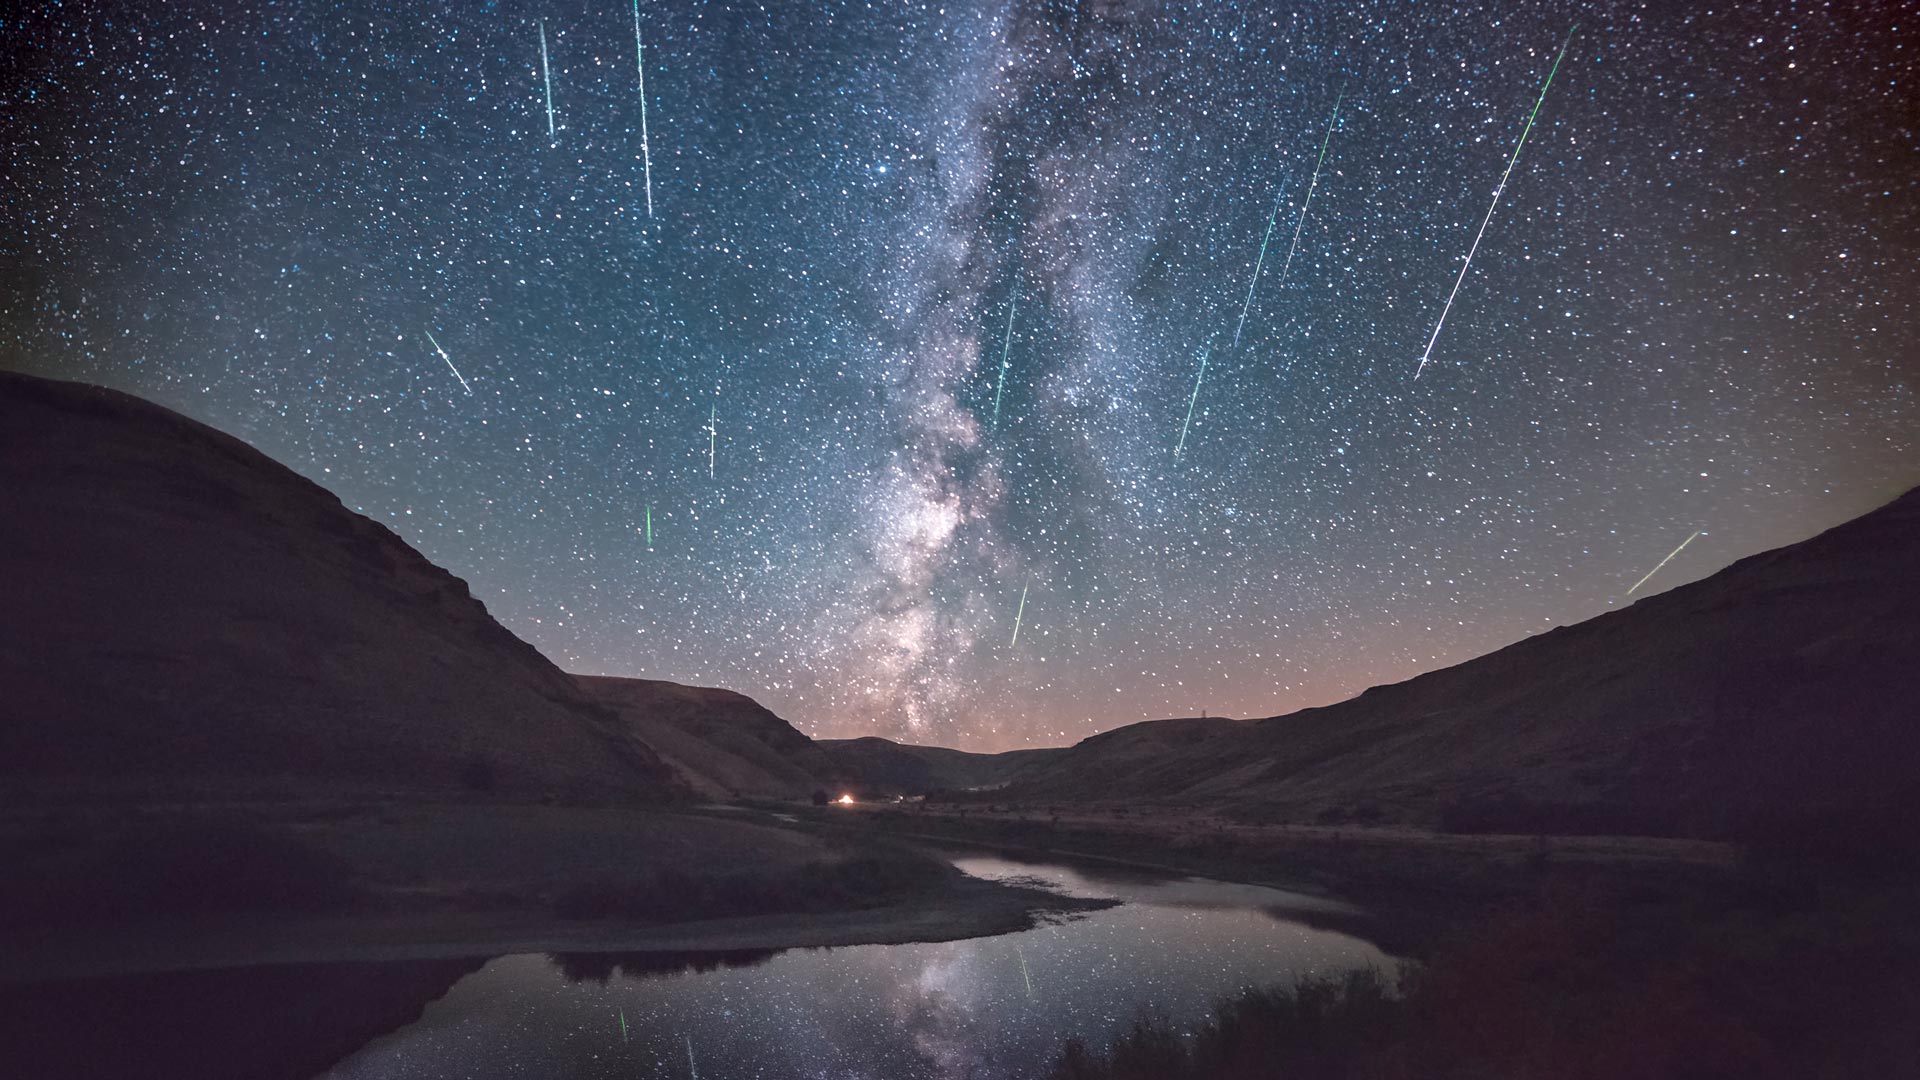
xmin=4 ymin=1 xmax=1915 ymax=750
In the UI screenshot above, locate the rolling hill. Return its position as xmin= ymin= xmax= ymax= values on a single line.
xmin=817 ymin=737 xmax=1063 ymax=796
xmin=575 ymin=675 xmax=844 ymax=799
xmin=0 ymin=372 xmax=676 ymax=802
xmin=996 ymin=485 xmax=1920 ymax=839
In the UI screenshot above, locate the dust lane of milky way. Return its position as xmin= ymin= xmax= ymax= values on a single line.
xmin=3 ymin=1 xmax=1915 ymax=750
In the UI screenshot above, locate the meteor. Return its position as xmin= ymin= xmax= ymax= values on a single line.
xmin=686 ymin=1035 xmax=699 ymax=1079
xmin=1626 ymin=530 xmax=1702 ymax=596
xmin=423 ymin=329 xmax=473 ymax=395
xmin=1016 ymin=941 xmax=1035 ymax=998
xmin=991 ymin=294 xmax=1016 ymax=430
xmin=645 ymin=504 xmax=653 ymax=546
xmin=707 ymin=404 xmax=717 ymax=479
xmin=538 ymin=19 xmax=556 ymax=145
xmin=1273 ymin=89 xmax=1343 ymax=294
xmin=618 ymin=1008 xmax=628 ymax=1043
xmin=1414 ymin=26 xmax=1575 ymax=381
xmin=1009 ymin=577 xmax=1031 ymax=647
xmin=631 ymin=0 xmax=653 ymax=217
xmin=1173 ymin=345 xmax=1210 ymax=459
xmin=1230 ymin=180 xmax=1287 ymax=349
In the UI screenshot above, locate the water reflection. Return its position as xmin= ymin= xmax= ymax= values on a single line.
xmin=321 ymin=854 xmax=1393 ymax=1080
xmin=547 ymin=948 xmax=779 ymax=984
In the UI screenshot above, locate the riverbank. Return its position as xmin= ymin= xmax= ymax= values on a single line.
xmin=810 ymin=802 xmax=1739 ymax=952
xmin=801 ymin=805 xmax=1919 ymax=1078
xmin=0 ymin=799 xmax=1111 ymax=983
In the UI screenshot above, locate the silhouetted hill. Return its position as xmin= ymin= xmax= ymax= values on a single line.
xmin=575 ymin=676 xmax=842 ymax=799
xmin=566 ymin=672 xmax=1065 ymax=798
xmin=0 ymin=372 xmax=675 ymax=802
xmin=818 ymin=737 xmax=1062 ymax=795
xmin=1003 ymin=487 xmax=1920 ymax=841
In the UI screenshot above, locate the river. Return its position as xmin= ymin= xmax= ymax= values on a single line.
xmin=317 ymin=850 xmax=1395 ymax=1079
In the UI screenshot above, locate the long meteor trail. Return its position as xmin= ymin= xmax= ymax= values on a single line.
xmin=423 ymin=329 xmax=472 ymax=395
xmin=1414 ymin=26 xmax=1575 ymax=381
xmin=991 ymin=294 xmax=1016 ymax=430
xmin=539 ymin=19 xmax=556 ymax=145
xmin=1273 ymin=89 xmax=1343 ymax=294
xmin=707 ymin=404 xmax=717 ymax=479
xmin=631 ymin=0 xmax=653 ymax=217
xmin=1009 ymin=578 xmax=1031 ymax=647
xmin=1626 ymin=530 xmax=1702 ymax=596
xmin=1231 ymin=181 xmax=1287 ymax=349
xmin=1174 ymin=345 xmax=1211 ymax=459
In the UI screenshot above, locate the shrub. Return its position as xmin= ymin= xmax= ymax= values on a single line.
xmin=551 ymin=851 xmax=949 ymax=923
xmin=1048 ymin=970 xmax=1402 ymax=1080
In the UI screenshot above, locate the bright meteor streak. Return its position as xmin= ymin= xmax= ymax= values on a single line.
xmin=1231 ymin=180 xmax=1287 ymax=349
xmin=1174 ymin=345 xmax=1210 ymax=459
xmin=686 ymin=1035 xmax=699 ymax=1079
xmin=1626 ymin=530 xmax=1702 ymax=596
xmin=538 ymin=19 xmax=556 ymax=146
xmin=1415 ymin=26 xmax=1575 ymax=381
xmin=707 ymin=404 xmax=717 ymax=479
xmin=1273 ymin=89 xmax=1343 ymax=295
xmin=1016 ymin=941 xmax=1035 ymax=998
xmin=991 ymin=293 xmax=1016 ymax=430
xmin=632 ymin=0 xmax=653 ymax=217
xmin=423 ymin=329 xmax=472 ymax=395
xmin=1009 ymin=578 xmax=1031 ymax=647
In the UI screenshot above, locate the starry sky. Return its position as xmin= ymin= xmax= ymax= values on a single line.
xmin=4 ymin=1 xmax=1915 ymax=750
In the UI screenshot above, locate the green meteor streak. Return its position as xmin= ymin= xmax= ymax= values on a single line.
xmin=1009 ymin=578 xmax=1031 ymax=647
xmin=618 ymin=1008 xmax=628 ymax=1042
xmin=1273 ymin=88 xmax=1344 ymax=295
xmin=991 ymin=294 xmax=1016 ymax=430
xmin=1415 ymin=26 xmax=1575 ymax=381
xmin=645 ymin=504 xmax=652 ymax=547
xmin=1230 ymin=181 xmax=1287 ymax=349
xmin=1173 ymin=345 xmax=1211 ymax=459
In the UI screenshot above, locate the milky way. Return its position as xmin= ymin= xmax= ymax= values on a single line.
xmin=4 ymin=1 xmax=1915 ymax=749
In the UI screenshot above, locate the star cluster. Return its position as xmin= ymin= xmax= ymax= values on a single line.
xmin=4 ymin=0 xmax=1914 ymax=748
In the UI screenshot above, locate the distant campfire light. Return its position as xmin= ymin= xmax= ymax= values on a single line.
xmin=836 ymin=793 xmax=855 ymax=805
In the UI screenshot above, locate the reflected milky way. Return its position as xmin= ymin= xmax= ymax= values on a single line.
xmin=5 ymin=1 xmax=1915 ymax=747
xmin=322 ymin=856 xmax=1392 ymax=1079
